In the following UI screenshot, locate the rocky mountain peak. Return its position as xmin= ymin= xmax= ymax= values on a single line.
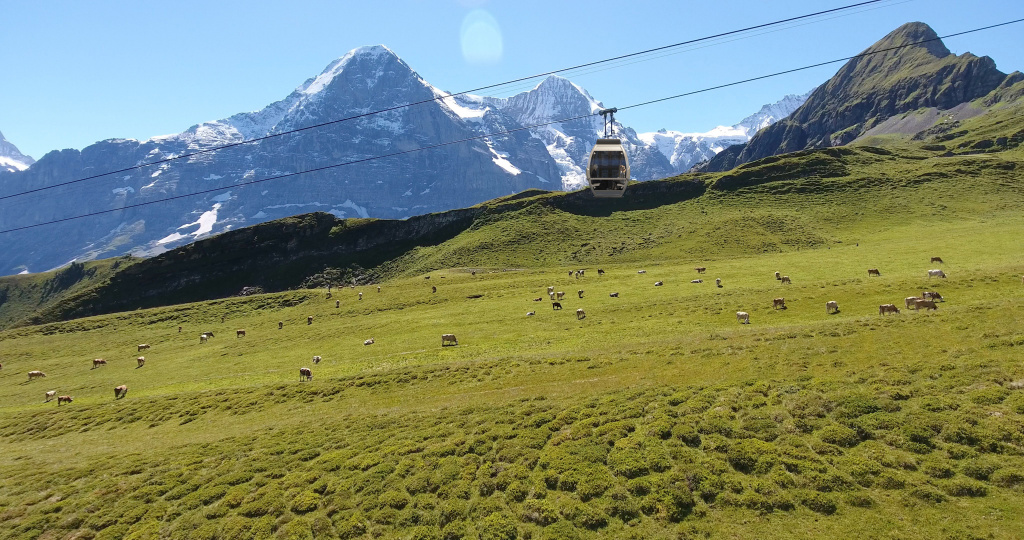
xmin=0 ymin=130 xmax=35 ymax=173
xmin=868 ymin=22 xmax=949 ymax=59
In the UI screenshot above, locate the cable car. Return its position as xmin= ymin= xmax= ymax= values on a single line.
xmin=586 ymin=108 xmax=629 ymax=198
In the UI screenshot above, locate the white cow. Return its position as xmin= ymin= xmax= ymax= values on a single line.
xmin=312 ymin=355 xmax=322 ymax=364
xmin=826 ymin=301 xmax=839 ymax=314
xmin=736 ymin=312 xmax=750 ymax=324
xmin=928 ymin=269 xmax=947 ymax=279
xmin=364 ymin=338 xmax=375 ymax=346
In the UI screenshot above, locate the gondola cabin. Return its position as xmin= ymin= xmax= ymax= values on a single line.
xmin=587 ymin=107 xmax=630 ymax=198
xmin=587 ymin=139 xmax=629 ymax=197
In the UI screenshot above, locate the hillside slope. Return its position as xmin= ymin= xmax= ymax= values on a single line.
xmin=1 ymin=107 xmax=1023 ymax=538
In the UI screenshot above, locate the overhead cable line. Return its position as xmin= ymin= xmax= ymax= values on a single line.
xmin=1 ymin=17 xmax=1019 ymax=236
xmin=0 ymin=0 xmax=897 ymax=203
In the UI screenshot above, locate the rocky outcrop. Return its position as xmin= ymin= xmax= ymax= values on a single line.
xmin=700 ymin=22 xmax=1020 ymax=172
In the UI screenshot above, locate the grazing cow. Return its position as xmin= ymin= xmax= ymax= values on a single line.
xmin=928 ymin=269 xmax=947 ymax=279
xmin=57 ymin=395 xmax=73 ymax=405
xmin=552 ymin=302 xmax=563 ymax=310
xmin=773 ymin=298 xmax=786 ymax=310
xmin=377 ymin=286 xmax=381 ymax=293
xmin=905 ymin=296 xmax=920 ymax=309
xmin=715 ymin=278 xmax=722 ymax=287
xmin=312 ymin=355 xmax=322 ymax=364
xmin=914 ymin=299 xmax=938 ymax=311
xmin=775 ymin=272 xmax=781 ymax=280
xmin=359 ymin=292 xmax=363 ymax=300
xmin=655 ymin=281 xmax=664 ymax=286
xmin=441 ymin=334 xmax=458 ymax=346
xmin=28 ymin=371 xmax=46 ymax=380
xmin=431 ymin=286 xmax=437 ymax=293
xmin=236 ymin=329 xmax=246 ymax=338
xmin=576 ymin=309 xmax=586 ymax=320
xmin=737 ymin=312 xmax=750 ymax=324
xmin=579 ymin=270 xmax=585 ymax=277
xmin=45 ymin=390 xmax=56 ymax=402
xmin=547 ymin=286 xmax=555 ymax=294
xmin=364 ymin=338 xmax=375 ymax=346
xmin=137 ymin=356 xmax=145 ymax=368
xmin=138 ymin=344 xmax=150 ymax=352
xmin=336 ymin=300 xmax=340 ymax=308
xmin=690 ymin=279 xmax=702 ymax=284
xmin=307 ymin=316 xmax=314 ymax=325
xmin=526 ymin=311 xmax=535 ymax=316
xmin=548 ymin=292 xmax=555 ymax=300
xmin=781 ymin=276 xmax=792 ymax=284
xmin=200 ymin=333 xmax=210 ymax=344
xmin=425 ymin=276 xmax=430 ymax=280
xmin=556 ymin=291 xmax=565 ymax=300
xmin=868 ymin=269 xmax=881 ymax=277
xmin=597 ymin=269 xmax=605 ymax=276
xmin=577 ymin=290 xmax=585 ymax=298
xmin=114 ymin=385 xmax=128 ymax=399
xmin=178 ymin=326 xmax=182 ymax=333
xmin=472 ymin=271 xmax=476 ymax=276
xmin=931 ymin=257 xmax=944 ymax=264
xmin=568 ymin=271 xmax=573 ymax=277
xmin=637 ymin=270 xmax=646 ymax=274
xmin=326 ymin=292 xmax=332 ymax=299
xmin=533 ymin=297 xmax=543 ymax=301
xmin=695 ymin=267 xmax=706 ymax=274
xmin=278 ymin=321 xmax=284 ymax=329
xmin=922 ymin=291 xmax=943 ymax=301
xmin=609 ymin=292 xmax=619 ymax=298
xmin=575 ymin=270 xmax=581 ymax=279
xmin=879 ymin=304 xmax=900 ymax=315
xmin=826 ymin=301 xmax=839 ymax=314
xmin=299 ymin=367 xmax=313 ymax=381
xmin=92 ymin=358 xmax=107 ymax=369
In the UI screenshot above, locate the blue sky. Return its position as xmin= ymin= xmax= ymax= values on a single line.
xmin=1 ymin=0 xmax=1022 ymax=159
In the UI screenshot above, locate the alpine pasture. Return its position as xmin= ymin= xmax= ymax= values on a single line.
xmin=1 ymin=122 xmax=1024 ymax=538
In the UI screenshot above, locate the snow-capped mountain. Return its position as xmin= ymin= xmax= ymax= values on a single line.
xmin=0 ymin=131 xmax=35 ymax=173
xmin=637 ymin=91 xmax=813 ymax=172
xmin=0 ymin=46 xmax=804 ymax=275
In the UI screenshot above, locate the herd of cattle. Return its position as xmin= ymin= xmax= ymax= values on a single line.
xmin=11 ymin=259 xmax=1021 ymax=405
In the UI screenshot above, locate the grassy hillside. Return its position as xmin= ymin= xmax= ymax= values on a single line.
xmin=0 ymin=102 xmax=1023 ymax=539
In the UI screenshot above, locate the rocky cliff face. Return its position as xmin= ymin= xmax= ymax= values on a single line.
xmin=699 ymin=22 xmax=1022 ymax=172
xmin=0 ymin=46 xmax=802 ymax=275
xmin=0 ymin=131 xmax=34 ymax=173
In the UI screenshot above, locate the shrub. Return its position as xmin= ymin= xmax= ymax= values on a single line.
xmin=969 ymin=387 xmax=1010 ymax=405
xmin=441 ymin=521 xmax=466 ymax=540
xmin=800 ymin=491 xmax=838 ymax=515
xmin=334 ymin=514 xmax=366 ymax=540
xmin=290 ymin=491 xmax=321 ymax=514
xmin=672 ymin=425 xmax=702 ymax=447
xmin=909 ymin=485 xmax=947 ymax=503
xmin=942 ymin=478 xmax=989 ymax=497
xmin=276 ymin=517 xmax=313 ymax=540
xmin=505 ymin=480 xmax=529 ymax=502
xmin=521 ymin=499 xmax=559 ymax=526
xmin=478 ymin=512 xmax=517 ymax=540
xmin=409 ymin=526 xmax=442 ymax=540
xmin=727 ymin=439 xmax=776 ymax=474
xmin=875 ymin=472 xmax=906 ymax=490
xmin=607 ymin=449 xmax=648 ymax=479
xmin=990 ymin=468 xmax=1024 ymax=488
xmin=818 ymin=424 xmax=860 ymax=447
xmin=647 ymin=485 xmax=695 ymax=522
xmin=378 ymin=490 xmax=410 ymax=510
xmin=809 ymin=471 xmax=854 ymax=492
xmin=438 ymin=500 xmax=467 ymax=526
xmin=561 ymin=500 xmax=608 ymax=529
xmin=542 ymin=521 xmax=581 ymax=540
xmin=920 ymin=458 xmax=956 ymax=479
xmin=845 ymin=493 xmax=873 ymax=507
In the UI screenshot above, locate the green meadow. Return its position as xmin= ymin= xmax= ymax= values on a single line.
xmin=1 ymin=110 xmax=1023 ymax=539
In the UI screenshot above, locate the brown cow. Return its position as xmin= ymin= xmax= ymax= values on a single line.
xmin=695 ymin=267 xmax=707 ymax=274
xmin=914 ymin=299 xmax=938 ymax=311
xmin=236 ymin=329 xmax=246 ymax=338
xmin=773 ymin=298 xmax=786 ymax=310
xmin=441 ymin=334 xmax=458 ymax=346
xmin=307 ymin=316 xmax=314 ymax=325
xmin=138 ymin=344 xmax=150 ymax=352
xmin=279 ymin=321 xmax=284 ymax=329
xmin=431 ymin=286 xmax=437 ymax=293
xmin=178 ymin=326 xmax=182 ymax=333
xmin=114 ymin=385 xmax=128 ymax=399
xmin=879 ymin=304 xmax=900 ymax=315
xmin=781 ymin=276 xmax=792 ymax=284
xmin=92 ymin=358 xmax=107 ymax=369
xmin=57 ymin=395 xmax=73 ymax=405
xmin=931 ymin=257 xmax=944 ymax=264
xmin=312 ymin=355 xmax=322 ymax=364
xmin=137 ymin=356 xmax=145 ymax=368
xmin=905 ymin=296 xmax=920 ymax=309
xmin=299 ymin=367 xmax=313 ymax=381
xmin=826 ymin=301 xmax=839 ymax=314
xmin=576 ymin=309 xmax=586 ymax=320
xmin=922 ymin=291 xmax=943 ymax=302
xmin=868 ymin=269 xmax=881 ymax=277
